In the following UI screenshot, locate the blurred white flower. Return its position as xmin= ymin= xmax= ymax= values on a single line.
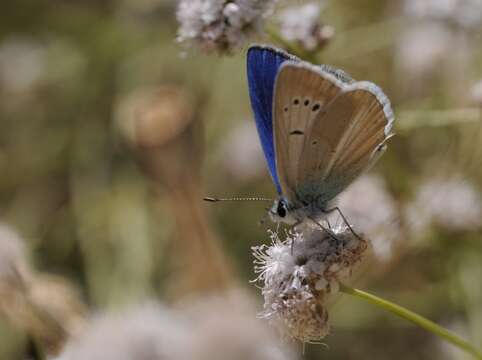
xmin=337 ymin=174 xmax=401 ymax=262
xmin=394 ymin=19 xmax=472 ymax=100
xmin=0 ymin=37 xmax=47 ymax=93
xmin=180 ymin=291 xmax=297 ymax=360
xmin=57 ymin=294 xmax=297 ymax=360
xmin=221 ymin=121 xmax=266 ymax=181
xmin=56 ymin=303 xmax=187 ymax=360
xmin=176 ymin=0 xmax=277 ymax=54
xmin=395 ymin=22 xmax=453 ymax=81
xmin=0 ymin=223 xmax=30 ymax=289
xmin=470 ymin=80 xmax=482 ymax=106
xmin=278 ymin=2 xmax=334 ymax=52
xmin=253 ymin=223 xmax=367 ymax=342
xmin=404 ymin=0 xmax=482 ymax=29
xmin=405 ymin=176 xmax=482 ymax=235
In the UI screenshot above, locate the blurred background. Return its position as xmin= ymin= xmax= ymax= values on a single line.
xmin=0 ymin=0 xmax=481 ymax=359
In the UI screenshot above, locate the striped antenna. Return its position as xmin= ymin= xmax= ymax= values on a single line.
xmin=203 ymin=196 xmax=273 ymax=202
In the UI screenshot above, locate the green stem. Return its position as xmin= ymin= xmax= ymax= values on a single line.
xmin=397 ymin=108 xmax=481 ymax=132
xmin=340 ymin=284 xmax=482 ymax=360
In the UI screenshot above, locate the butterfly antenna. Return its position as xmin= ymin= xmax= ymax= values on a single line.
xmin=203 ymin=196 xmax=273 ymax=202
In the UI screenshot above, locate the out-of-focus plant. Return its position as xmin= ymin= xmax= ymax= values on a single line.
xmin=0 ymin=224 xmax=86 ymax=358
xmin=404 ymin=175 xmax=482 ymax=237
xmin=472 ymin=81 xmax=482 ymax=106
xmin=56 ymin=291 xmax=297 ymax=360
xmin=1 ymin=0 xmax=482 ymax=359
xmin=116 ymin=85 xmax=235 ymax=296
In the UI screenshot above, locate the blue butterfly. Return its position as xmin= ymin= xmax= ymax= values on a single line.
xmin=247 ymin=44 xmax=394 ymax=226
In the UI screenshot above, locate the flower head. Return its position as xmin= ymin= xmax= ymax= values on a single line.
xmin=0 ymin=37 xmax=47 ymax=94
xmin=278 ymin=2 xmax=334 ymax=52
xmin=56 ymin=294 xmax=296 ymax=360
xmin=404 ymin=0 xmax=482 ymax=30
xmin=176 ymin=0 xmax=276 ymax=54
xmin=253 ymin=222 xmax=367 ymax=342
xmin=470 ymin=80 xmax=482 ymax=106
xmin=405 ymin=175 xmax=482 ymax=235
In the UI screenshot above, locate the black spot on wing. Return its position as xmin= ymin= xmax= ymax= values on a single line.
xmin=290 ymin=130 xmax=304 ymax=135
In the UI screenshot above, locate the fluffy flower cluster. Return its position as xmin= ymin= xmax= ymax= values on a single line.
xmin=471 ymin=80 xmax=482 ymax=105
xmin=404 ymin=0 xmax=482 ymax=30
xmin=253 ymin=223 xmax=367 ymax=343
xmin=0 ymin=37 xmax=47 ymax=94
xmin=56 ymin=293 xmax=296 ymax=360
xmin=405 ymin=176 xmax=482 ymax=234
xmin=278 ymin=2 xmax=334 ymax=52
xmin=176 ymin=0 xmax=276 ymax=54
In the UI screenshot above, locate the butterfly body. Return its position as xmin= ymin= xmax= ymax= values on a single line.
xmin=247 ymin=45 xmax=394 ymax=226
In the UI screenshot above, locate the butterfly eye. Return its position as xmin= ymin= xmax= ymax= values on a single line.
xmin=276 ymin=201 xmax=287 ymax=218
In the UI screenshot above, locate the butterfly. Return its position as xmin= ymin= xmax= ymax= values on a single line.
xmin=246 ymin=44 xmax=395 ymax=227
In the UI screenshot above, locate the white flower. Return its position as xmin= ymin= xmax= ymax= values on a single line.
xmin=404 ymin=0 xmax=482 ymax=30
xmin=221 ymin=122 xmax=268 ymax=182
xmin=0 ymin=37 xmax=47 ymax=93
xmin=252 ymin=223 xmax=367 ymax=342
xmin=395 ymin=22 xmax=453 ymax=80
xmin=405 ymin=175 xmax=482 ymax=235
xmin=56 ymin=294 xmax=296 ymax=360
xmin=470 ymin=80 xmax=482 ymax=106
xmin=180 ymin=291 xmax=297 ymax=360
xmin=56 ymin=303 xmax=187 ymax=360
xmin=176 ymin=0 xmax=277 ymax=54
xmin=278 ymin=2 xmax=334 ymax=52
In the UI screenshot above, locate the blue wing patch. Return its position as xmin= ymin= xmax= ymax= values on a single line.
xmin=246 ymin=45 xmax=298 ymax=194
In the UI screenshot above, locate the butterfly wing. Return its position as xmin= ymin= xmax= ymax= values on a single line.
xmin=246 ymin=45 xmax=299 ymax=194
xmin=273 ymin=62 xmax=394 ymax=208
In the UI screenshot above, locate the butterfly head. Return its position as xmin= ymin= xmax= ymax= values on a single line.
xmin=268 ymin=198 xmax=298 ymax=225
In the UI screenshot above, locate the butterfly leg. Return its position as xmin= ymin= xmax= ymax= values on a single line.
xmin=323 ymin=207 xmax=362 ymax=240
xmin=290 ymin=221 xmax=301 ymax=255
xmin=307 ymin=216 xmax=340 ymax=242
xmin=290 ymin=220 xmax=309 ymax=254
xmin=324 ymin=217 xmax=332 ymax=230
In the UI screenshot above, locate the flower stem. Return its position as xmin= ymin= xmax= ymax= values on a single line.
xmin=339 ymin=283 xmax=482 ymax=359
xmin=397 ymin=108 xmax=481 ymax=132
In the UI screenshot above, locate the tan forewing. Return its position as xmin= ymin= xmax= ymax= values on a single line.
xmin=300 ymin=88 xmax=390 ymax=203
xmin=273 ymin=63 xmax=344 ymax=205
xmin=273 ymin=62 xmax=392 ymax=207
